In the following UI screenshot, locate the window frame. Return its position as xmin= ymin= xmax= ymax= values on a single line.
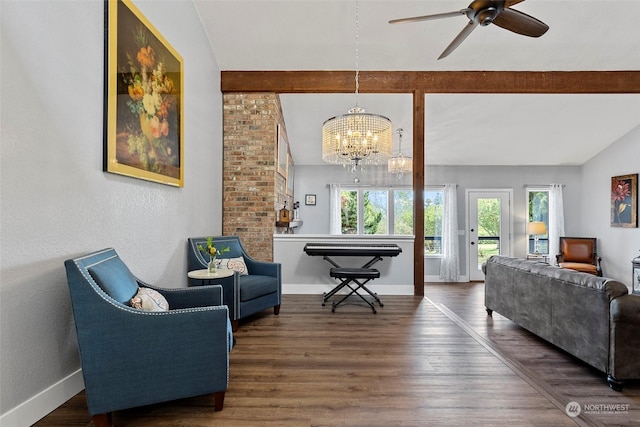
xmin=525 ymin=187 xmax=550 ymax=255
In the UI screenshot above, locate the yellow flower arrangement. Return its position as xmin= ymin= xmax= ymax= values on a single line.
xmin=197 ymin=237 xmax=230 ymax=272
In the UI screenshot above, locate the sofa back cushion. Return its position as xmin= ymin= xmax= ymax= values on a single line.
xmin=88 ymin=255 xmax=139 ymax=304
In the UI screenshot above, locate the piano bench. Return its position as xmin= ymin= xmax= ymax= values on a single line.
xmin=330 ymin=267 xmax=380 ymax=280
xmin=326 ymin=268 xmax=382 ymax=313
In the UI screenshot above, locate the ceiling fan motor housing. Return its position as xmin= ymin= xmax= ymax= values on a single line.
xmin=467 ymin=0 xmax=504 ymax=25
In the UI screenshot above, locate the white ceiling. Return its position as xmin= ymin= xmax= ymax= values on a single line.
xmin=194 ymin=0 xmax=640 ymax=166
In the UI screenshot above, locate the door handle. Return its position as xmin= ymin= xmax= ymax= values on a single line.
xmin=470 ymin=242 xmax=475 ymax=245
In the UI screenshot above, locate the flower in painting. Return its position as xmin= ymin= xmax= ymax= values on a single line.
xmin=612 ymin=179 xmax=632 ymax=224
xmin=612 ymin=180 xmax=630 ymax=202
xmin=136 ymin=45 xmax=155 ymax=68
xmin=120 ymin=25 xmax=178 ymax=173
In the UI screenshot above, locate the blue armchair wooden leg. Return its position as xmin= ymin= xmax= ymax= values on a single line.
xmin=92 ymin=412 xmax=112 ymax=427
xmin=232 ymin=320 xmax=239 ymax=332
xmin=214 ymin=391 xmax=225 ymax=411
xmin=274 ymin=304 xmax=281 ymax=315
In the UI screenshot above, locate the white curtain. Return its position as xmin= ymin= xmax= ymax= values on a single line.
xmin=439 ymin=184 xmax=459 ymax=282
xmin=329 ymin=184 xmax=342 ymax=235
xmin=548 ymin=184 xmax=565 ymax=265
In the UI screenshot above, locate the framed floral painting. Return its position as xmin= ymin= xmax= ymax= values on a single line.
xmin=104 ymin=0 xmax=184 ymax=186
xmin=611 ymin=174 xmax=638 ymax=227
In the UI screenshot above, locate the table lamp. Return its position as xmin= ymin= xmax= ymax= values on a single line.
xmin=527 ymin=221 xmax=547 ymax=254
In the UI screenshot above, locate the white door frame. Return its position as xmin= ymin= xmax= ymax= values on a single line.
xmin=466 ymin=189 xmax=514 ymax=281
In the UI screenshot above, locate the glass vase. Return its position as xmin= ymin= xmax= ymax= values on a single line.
xmin=208 ymin=256 xmax=217 ymax=273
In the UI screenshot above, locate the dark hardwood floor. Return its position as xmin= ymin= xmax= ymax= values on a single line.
xmin=35 ymin=283 xmax=640 ymax=426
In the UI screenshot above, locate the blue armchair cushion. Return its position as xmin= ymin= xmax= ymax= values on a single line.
xmin=88 ymin=255 xmax=139 ymax=304
xmin=240 ymin=275 xmax=279 ymax=301
xmin=130 ymin=287 xmax=169 ymax=311
xmin=217 ymin=256 xmax=248 ymax=275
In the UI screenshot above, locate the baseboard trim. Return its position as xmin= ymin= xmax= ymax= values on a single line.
xmin=0 ymin=369 xmax=84 ymax=427
xmin=282 ymin=283 xmax=414 ymax=295
xmin=424 ymin=275 xmax=469 ymax=283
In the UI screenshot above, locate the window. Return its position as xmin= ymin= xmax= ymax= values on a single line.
xmin=526 ymin=188 xmax=549 ymax=254
xmin=339 ymin=189 xmax=391 ymax=235
xmin=424 ymin=190 xmax=443 ymax=255
xmin=335 ymin=186 xmax=443 ymax=255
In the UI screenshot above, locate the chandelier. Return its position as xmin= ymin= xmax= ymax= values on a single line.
xmin=388 ymin=128 xmax=413 ymax=178
xmin=322 ymin=1 xmax=392 ymax=172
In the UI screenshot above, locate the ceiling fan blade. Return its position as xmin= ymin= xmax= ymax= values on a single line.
xmin=389 ymin=9 xmax=469 ymax=25
xmin=438 ymin=20 xmax=479 ymax=60
xmin=493 ymin=8 xmax=549 ymax=37
xmin=504 ymin=0 xmax=526 ymax=7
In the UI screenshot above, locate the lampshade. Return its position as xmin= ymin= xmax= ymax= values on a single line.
xmin=527 ymin=221 xmax=547 ymax=235
xmin=322 ymin=108 xmax=393 ymax=171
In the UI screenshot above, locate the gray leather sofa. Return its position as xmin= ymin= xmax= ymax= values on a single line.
xmin=483 ymin=255 xmax=640 ymax=390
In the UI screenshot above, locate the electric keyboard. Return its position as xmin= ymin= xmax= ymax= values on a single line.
xmin=303 ymin=243 xmax=402 ymax=257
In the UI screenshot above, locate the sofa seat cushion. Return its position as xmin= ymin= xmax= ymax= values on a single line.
xmin=559 ymin=262 xmax=598 ymax=275
xmin=239 ymin=275 xmax=278 ymax=302
xmin=88 ymin=255 xmax=139 ymax=304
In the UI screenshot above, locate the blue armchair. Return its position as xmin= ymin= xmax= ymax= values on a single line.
xmin=187 ymin=236 xmax=281 ymax=331
xmin=64 ymin=248 xmax=232 ymax=427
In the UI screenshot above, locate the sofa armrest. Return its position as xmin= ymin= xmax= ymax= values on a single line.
xmin=609 ymin=294 xmax=640 ymax=380
xmin=138 ymin=280 xmax=223 ymax=309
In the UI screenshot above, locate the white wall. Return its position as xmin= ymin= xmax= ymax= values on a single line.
xmin=581 ymin=124 xmax=640 ymax=285
xmin=274 ymin=234 xmax=414 ymax=295
xmin=294 ymin=163 xmax=583 ymax=277
xmin=0 ymin=1 xmax=222 ymax=424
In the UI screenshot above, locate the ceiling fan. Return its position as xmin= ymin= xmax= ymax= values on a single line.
xmin=389 ymin=0 xmax=549 ymax=60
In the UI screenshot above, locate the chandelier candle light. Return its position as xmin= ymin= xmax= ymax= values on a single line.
xmin=322 ymin=1 xmax=392 ymax=172
xmin=388 ymin=128 xmax=412 ymax=178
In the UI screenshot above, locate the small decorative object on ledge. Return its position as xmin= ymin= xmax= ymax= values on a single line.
xmin=632 ymin=251 xmax=640 ymax=295
xmin=292 ymin=201 xmax=300 ymax=220
xmin=279 ymin=201 xmax=290 ymax=223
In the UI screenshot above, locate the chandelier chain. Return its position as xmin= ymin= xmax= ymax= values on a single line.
xmin=354 ymin=0 xmax=359 ymax=106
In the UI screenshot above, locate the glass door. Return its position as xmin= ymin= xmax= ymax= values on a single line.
xmin=467 ymin=190 xmax=512 ymax=281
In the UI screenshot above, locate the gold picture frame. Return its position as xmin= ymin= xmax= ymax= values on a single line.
xmin=104 ymin=0 xmax=184 ymax=187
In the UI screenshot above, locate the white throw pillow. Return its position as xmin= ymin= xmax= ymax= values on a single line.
xmin=216 ymin=257 xmax=248 ymax=275
xmin=130 ymin=287 xmax=169 ymax=312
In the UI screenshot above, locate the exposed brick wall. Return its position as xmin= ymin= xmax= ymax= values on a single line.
xmin=222 ymin=93 xmax=293 ymax=261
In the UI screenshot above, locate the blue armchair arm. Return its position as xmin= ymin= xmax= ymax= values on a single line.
xmin=138 ymin=280 xmax=224 ymax=309
xmin=244 ymin=257 xmax=280 ymax=277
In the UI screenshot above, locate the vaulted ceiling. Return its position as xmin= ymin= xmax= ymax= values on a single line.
xmin=194 ymin=0 xmax=640 ymax=166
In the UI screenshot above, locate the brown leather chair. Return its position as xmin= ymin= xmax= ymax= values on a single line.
xmin=556 ymin=237 xmax=602 ymax=276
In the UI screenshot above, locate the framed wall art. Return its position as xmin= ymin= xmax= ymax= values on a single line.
xmin=277 ymin=125 xmax=288 ymax=178
xmin=305 ymin=194 xmax=316 ymax=206
xmin=611 ymin=173 xmax=638 ymax=227
xmin=104 ymin=0 xmax=184 ymax=186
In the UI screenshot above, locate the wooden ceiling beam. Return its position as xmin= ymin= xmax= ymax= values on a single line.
xmin=221 ymin=70 xmax=640 ymax=94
